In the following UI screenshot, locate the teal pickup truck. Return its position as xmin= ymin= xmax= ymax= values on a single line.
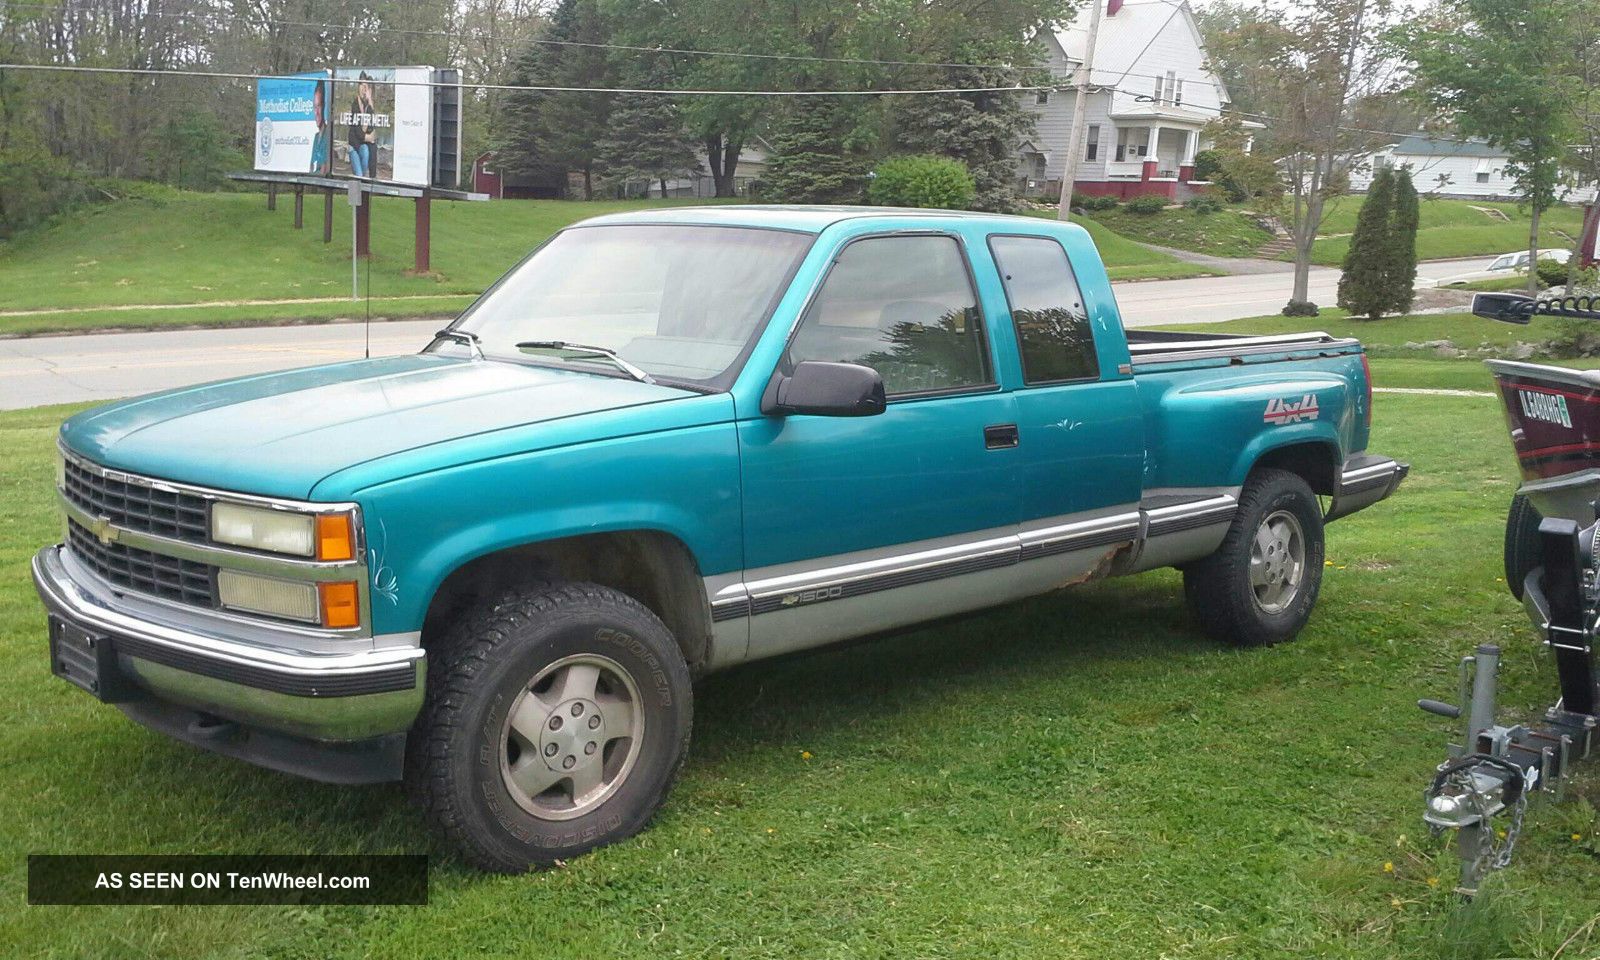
xmin=33 ymin=206 xmax=1406 ymax=870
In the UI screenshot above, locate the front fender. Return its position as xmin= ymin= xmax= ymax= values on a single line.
xmin=348 ymin=422 xmax=743 ymax=636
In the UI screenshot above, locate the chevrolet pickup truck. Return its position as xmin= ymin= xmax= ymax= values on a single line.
xmin=33 ymin=206 xmax=1407 ymax=871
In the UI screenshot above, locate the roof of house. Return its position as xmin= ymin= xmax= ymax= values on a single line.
xmin=1052 ymin=0 xmax=1228 ymax=103
xmin=1388 ymin=135 xmax=1505 ymax=158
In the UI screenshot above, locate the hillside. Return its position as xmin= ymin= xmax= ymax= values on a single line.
xmin=0 ymin=188 xmax=1209 ymax=335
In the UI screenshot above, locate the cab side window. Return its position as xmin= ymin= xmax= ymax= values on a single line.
xmin=988 ymin=235 xmax=1099 ymax=384
xmin=788 ymin=235 xmax=992 ymax=396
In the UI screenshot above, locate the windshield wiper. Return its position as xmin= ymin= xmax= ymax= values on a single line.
xmin=515 ymin=340 xmax=656 ymax=384
xmin=432 ymin=328 xmax=485 ymax=361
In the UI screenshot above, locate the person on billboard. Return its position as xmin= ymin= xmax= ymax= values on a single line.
xmin=346 ymin=74 xmax=378 ymax=178
xmin=309 ymin=80 xmax=331 ymax=174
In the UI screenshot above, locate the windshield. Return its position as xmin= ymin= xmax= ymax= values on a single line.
xmin=445 ymin=224 xmax=813 ymax=386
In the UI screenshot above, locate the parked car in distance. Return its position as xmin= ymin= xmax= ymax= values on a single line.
xmin=33 ymin=206 xmax=1407 ymax=871
xmin=1435 ymin=248 xmax=1571 ymax=287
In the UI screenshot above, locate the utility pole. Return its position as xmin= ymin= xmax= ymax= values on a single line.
xmin=1056 ymin=0 xmax=1105 ymax=221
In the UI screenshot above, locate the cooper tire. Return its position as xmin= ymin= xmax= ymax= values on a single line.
xmin=406 ymin=580 xmax=692 ymax=872
xmin=1183 ymin=468 xmax=1325 ymax=647
xmin=1504 ymin=494 xmax=1541 ymax=601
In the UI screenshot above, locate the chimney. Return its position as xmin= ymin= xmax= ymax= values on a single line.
xmin=1107 ymin=0 xmax=1123 ymax=14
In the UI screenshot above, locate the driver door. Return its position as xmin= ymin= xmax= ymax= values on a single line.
xmin=735 ymin=231 xmax=1022 ymax=661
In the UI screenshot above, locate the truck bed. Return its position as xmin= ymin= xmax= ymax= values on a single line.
xmin=1125 ymin=330 xmax=1361 ymax=372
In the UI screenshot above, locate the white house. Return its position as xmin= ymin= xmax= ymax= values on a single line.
xmin=1021 ymin=0 xmax=1249 ymax=200
xmin=1349 ymin=135 xmax=1598 ymax=203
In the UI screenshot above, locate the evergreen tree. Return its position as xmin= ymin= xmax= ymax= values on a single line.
xmin=1384 ymin=168 xmax=1420 ymax=315
xmin=891 ymin=67 xmax=1036 ymax=212
xmin=763 ymin=97 xmax=870 ymax=204
xmin=595 ymin=58 xmax=701 ymax=198
xmin=495 ymin=0 xmax=612 ymax=198
xmin=1336 ymin=167 xmax=1396 ymax=320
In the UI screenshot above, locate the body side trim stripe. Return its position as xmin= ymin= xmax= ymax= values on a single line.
xmin=705 ymin=496 xmax=1234 ymax=622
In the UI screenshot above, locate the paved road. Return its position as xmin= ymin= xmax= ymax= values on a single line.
xmin=0 ymin=257 xmax=1488 ymax=410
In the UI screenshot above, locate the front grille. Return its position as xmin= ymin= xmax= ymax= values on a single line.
xmin=62 ymin=455 xmax=210 ymax=544
xmin=67 ymin=518 xmax=217 ymax=608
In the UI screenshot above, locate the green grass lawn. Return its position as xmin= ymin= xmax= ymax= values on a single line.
xmin=1306 ymin=197 xmax=1587 ymax=267
xmin=1086 ymin=206 xmax=1273 ymax=259
xmin=5 ymin=389 xmax=1600 ymax=957
xmin=0 ymin=190 xmax=1211 ymax=336
xmin=1156 ymin=307 xmax=1565 ymax=359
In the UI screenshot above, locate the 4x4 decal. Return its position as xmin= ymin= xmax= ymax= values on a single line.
xmin=1264 ymin=394 xmax=1320 ymax=425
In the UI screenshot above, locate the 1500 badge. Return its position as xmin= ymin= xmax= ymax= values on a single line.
xmin=1263 ymin=394 xmax=1320 ymax=425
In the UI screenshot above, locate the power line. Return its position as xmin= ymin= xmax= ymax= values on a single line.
xmin=0 ymin=61 xmax=1055 ymax=96
xmin=0 ymin=0 xmax=1030 ymax=73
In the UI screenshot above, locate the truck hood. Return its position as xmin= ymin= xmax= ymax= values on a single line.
xmin=59 ymin=355 xmax=697 ymax=499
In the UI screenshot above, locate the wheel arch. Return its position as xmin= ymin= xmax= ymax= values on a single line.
xmin=1245 ymin=439 xmax=1340 ymax=498
xmin=419 ymin=530 xmax=714 ymax=670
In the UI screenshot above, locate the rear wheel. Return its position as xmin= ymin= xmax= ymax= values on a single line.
xmin=406 ymin=581 xmax=693 ymax=872
xmin=1504 ymin=494 xmax=1542 ymax=600
xmin=1183 ymin=469 xmax=1325 ymax=647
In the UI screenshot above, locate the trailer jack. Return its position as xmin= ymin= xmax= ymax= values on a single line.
xmin=1419 ymin=516 xmax=1600 ymax=897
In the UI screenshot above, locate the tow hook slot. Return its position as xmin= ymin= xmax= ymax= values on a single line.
xmin=188 ymin=713 xmax=240 ymax=741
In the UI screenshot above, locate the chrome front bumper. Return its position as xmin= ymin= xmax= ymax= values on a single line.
xmin=32 ymin=545 xmax=425 ymax=745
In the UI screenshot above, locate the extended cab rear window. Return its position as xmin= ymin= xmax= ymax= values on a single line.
xmin=987 ymin=235 xmax=1099 ymax=384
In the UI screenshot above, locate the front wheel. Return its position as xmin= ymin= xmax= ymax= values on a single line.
xmin=406 ymin=581 xmax=693 ymax=872
xmin=1183 ymin=469 xmax=1326 ymax=647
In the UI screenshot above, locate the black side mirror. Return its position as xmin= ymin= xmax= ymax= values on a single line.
xmin=762 ymin=361 xmax=886 ymax=417
xmin=1472 ymin=292 xmax=1535 ymax=325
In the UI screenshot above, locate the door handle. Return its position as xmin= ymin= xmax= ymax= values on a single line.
xmin=984 ymin=423 xmax=1019 ymax=449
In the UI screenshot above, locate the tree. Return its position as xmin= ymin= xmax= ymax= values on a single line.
xmin=762 ymin=96 xmax=870 ymax=203
xmin=1385 ymin=167 xmax=1419 ymax=314
xmin=1399 ymin=0 xmax=1583 ymax=294
xmin=890 ymin=65 xmax=1038 ymax=212
xmin=1337 ymin=167 xmax=1396 ymax=319
xmin=595 ymin=58 xmax=700 ymax=197
xmin=496 ymin=0 xmax=612 ymax=198
xmin=1204 ymin=0 xmax=1395 ymax=314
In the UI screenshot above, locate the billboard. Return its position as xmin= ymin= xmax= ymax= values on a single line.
xmin=331 ymin=66 xmax=433 ymax=186
xmin=254 ymin=71 xmax=332 ymax=174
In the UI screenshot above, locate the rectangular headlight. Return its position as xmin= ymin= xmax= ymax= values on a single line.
xmin=217 ymin=570 xmax=319 ymax=623
xmin=211 ymin=502 xmax=316 ymax=557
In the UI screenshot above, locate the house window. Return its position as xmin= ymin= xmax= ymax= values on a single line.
xmin=1475 ymin=158 xmax=1492 ymax=184
xmin=1373 ymin=154 xmax=1392 ymax=171
xmin=1085 ymin=124 xmax=1099 ymax=161
xmin=1174 ymin=78 xmax=1184 ymax=106
xmin=1476 ymin=171 xmax=1490 ymax=184
xmin=1036 ymin=90 xmax=1050 ymax=106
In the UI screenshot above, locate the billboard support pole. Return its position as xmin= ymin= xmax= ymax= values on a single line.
xmin=414 ymin=190 xmax=431 ymax=274
xmin=292 ymin=185 xmax=304 ymax=230
xmin=323 ymin=188 xmax=334 ymax=243
xmin=266 ymin=182 xmax=277 ymax=211
xmin=355 ymin=201 xmax=371 ymax=258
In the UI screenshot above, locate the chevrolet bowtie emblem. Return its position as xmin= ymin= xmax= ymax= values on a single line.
xmin=89 ymin=516 xmax=119 ymax=545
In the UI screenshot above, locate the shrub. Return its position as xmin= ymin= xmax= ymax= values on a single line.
xmin=1184 ymin=195 xmax=1223 ymax=214
xmin=1282 ymin=299 xmax=1320 ymax=317
xmin=1536 ymin=256 xmax=1571 ymax=289
xmin=867 ymin=155 xmax=976 ymax=209
xmin=1192 ymin=149 xmax=1225 ymax=184
xmin=1069 ymin=192 xmax=1119 ymax=211
xmin=1125 ymin=194 xmax=1169 ymax=215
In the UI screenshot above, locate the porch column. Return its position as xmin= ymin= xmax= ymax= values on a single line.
xmin=1142 ymin=125 xmax=1160 ymax=182
xmin=1179 ymin=129 xmax=1199 ymax=183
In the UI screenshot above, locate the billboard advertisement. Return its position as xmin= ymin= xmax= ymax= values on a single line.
xmin=254 ymin=71 xmax=332 ymax=174
xmin=332 ymin=66 xmax=433 ymax=186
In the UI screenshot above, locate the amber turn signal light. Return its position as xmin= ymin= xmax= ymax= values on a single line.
xmin=319 ymin=581 xmax=361 ymax=629
xmin=316 ymin=513 xmax=355 ymax=562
